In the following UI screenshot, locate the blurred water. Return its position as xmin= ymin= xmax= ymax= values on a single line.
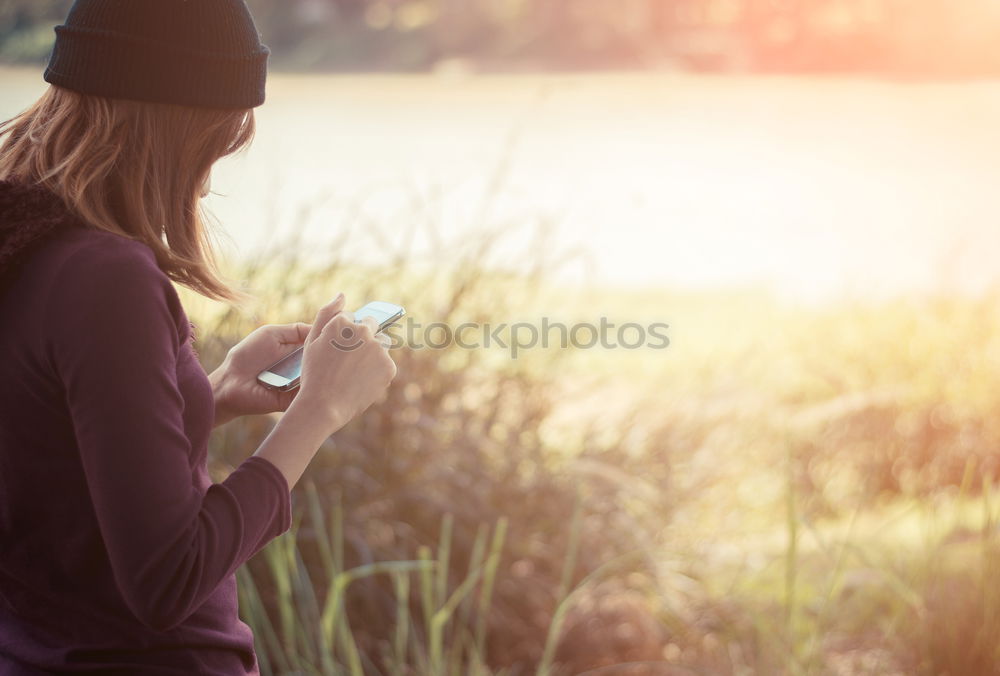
xmin=3 ymin=66 xmax=1000 ymax=302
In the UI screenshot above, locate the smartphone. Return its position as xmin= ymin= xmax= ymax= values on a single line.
xmin=256 ymin=301 xmax=405 ymax=392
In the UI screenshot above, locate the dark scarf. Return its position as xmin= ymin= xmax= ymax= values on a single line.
xmin=0 ymin=179 xmax=205 ymax=356
xmin=0 ymin=179 xmax=85 ymax=298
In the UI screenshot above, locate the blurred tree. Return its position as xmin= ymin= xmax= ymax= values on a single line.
xmin=2 ymin=0 xmax=999 ymax=77
xmin=0 ymin=0 xmax=70 ymax=62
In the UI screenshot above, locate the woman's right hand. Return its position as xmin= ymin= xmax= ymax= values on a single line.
xmin=290 ymin=293 xmax=398 ymax=434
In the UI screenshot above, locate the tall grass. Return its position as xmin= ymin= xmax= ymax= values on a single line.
xmin=189 ymin=183 xmax=673 ymax=674
xmin=235 ymin=477 xmax=508 ymax=676
xmin=184 ymin=178 xmax=1000 ymax=674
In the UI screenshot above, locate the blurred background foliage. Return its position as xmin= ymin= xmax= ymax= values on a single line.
xmin=4 ymin=0 xmax=1000 ymax=75
xmin=6 ymin=0 xmax=1000 ymax=673
xmin=172 ymin=193 xmax=1000 ymax=674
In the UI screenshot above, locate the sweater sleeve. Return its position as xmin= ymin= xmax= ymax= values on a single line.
xmin=46 ymin=242 xmax=292 ymax=633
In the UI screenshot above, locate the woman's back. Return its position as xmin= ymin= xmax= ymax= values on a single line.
xmin=0 ymin=1 xmax=399 ymax=671
xmin=0 ymin=180 xmax=289 ymax=675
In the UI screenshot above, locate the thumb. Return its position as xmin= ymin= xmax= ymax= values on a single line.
xmin=271 ymin=322 xmax=313 ymax=345
xmin=293 ymin=322 xmax=311 ymax=343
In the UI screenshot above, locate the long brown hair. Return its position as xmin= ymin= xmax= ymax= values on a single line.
xmin=0 ymin=84 xmax=255 ymax=307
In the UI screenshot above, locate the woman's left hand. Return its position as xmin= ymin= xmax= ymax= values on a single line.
xmin=209 ymin=322 xmax=313 ymax=426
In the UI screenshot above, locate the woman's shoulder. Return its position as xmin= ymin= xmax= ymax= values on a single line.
xmin=39 ymin=227 xmax=185 ymax=331
xmin=0 ymin=179 xmax=168 ymax=295
xmin=0 ymin=181 xmax=189 ymax=347
xmin=38 ymin=227 xmax=172 ymax=304
xmin=56 ymin=225 xmax=161 ymax=272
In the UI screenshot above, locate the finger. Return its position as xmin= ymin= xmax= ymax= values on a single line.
xmin=276 ymin=387 xmax=300 ymax=410
xmin=321 ymin=311 xmax=361 ymax=351
xmin=306 ymin=293 xmax=346 ymax=346
xmin=296 ymin=322 xmax=312 ymax=342
xmin=359 ymin=315 xmax=378 ymax=338
xmin=271 ymin=322 xmax=313 ymax=345
xmin=376 ymin=333 xmax=391 ymax=349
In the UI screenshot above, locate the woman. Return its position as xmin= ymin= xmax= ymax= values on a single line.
xmin=0 ymin=0 xmax=397 ymax=673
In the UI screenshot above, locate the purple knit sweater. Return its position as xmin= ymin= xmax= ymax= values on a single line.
xmin=0 ymin=180 xmax=292 ymax=674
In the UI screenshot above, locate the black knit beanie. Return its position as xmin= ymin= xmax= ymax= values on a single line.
xmin=43 ymin=0 xmax=269 ymax=109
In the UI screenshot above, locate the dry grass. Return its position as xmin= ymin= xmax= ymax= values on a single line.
xmin=178 ymin=184 xmax=1000 ymax=675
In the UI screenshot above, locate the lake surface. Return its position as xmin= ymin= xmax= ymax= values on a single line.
xmin=3 ymin=66 xmax=1000 ymax=302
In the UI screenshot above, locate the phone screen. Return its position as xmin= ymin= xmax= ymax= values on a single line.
xmin=354 ymin=303 xmax=402 ymax=330
xmin=270 ymin=348 xmax=304 ymax=380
